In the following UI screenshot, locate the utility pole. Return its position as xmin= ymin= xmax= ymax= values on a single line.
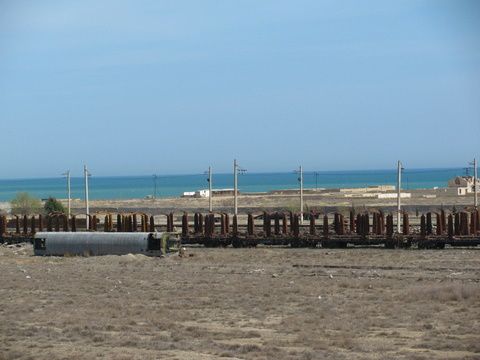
xmin=234 ymin=159 xmax=238 ymax=216
xmin=152 ymin=174 xmax=158 ymax=200
xmin=233 ymin=159 xmax=246 ymax=216
xmin=207 ymin=166 xmax=213 ymax=212
xmin=84 ymin=165 xmax=90 ymax=229
xmin=62 ymin=170 xmax=71 ymax=218
xmin=313 ymin=171 xmax=319 ymax=191
xmin=472 ymin=158 xmax=478 ymax=208
xmin=294 ymin=166 xmax=304 ymax=224
xmin=397 ymin=160 xmax=402 ymax=233
xmin=300 ymin=166 xmax=304 ymax=225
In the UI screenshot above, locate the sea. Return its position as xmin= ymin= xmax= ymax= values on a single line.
xmin=0 ymin=168 xmax=471 ymax=202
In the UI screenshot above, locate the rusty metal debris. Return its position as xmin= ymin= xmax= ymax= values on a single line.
xmin=1 ymin=209 xmax=480 ymax=249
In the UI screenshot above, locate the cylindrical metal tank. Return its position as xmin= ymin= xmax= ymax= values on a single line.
xmin=33 ymin=232 xmax=165 ymax=256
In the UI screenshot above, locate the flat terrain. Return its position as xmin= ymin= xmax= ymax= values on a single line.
xmin=1 ymin=245 xmax=479 ymax=359
xmin=65 ymin=188 xmax=476 ymax=216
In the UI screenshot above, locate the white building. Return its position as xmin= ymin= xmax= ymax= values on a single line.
xmin=182 ymin=189 xmax=235 ymax=198
xmin=447 ymin=176 xmax=479 ymax=196
xmin=340 ymin=185 xmax=396 ymax=193
xmin=196 ymin=189 xmax=210 ymax=198
xmin=182 ymin=191 xmax=196 ymax=197
xmin=377 ymin=192 xmax=411 ymax=199
xmin=182 ymin=190 xmax=209 ymax=198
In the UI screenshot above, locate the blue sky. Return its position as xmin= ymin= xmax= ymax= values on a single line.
xmin=0 ymin=0 xmax=479 ymax=178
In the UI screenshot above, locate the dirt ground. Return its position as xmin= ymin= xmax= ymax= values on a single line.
xmin=67 ymin=188 xmax=476 ymax=216
xmin=1 ymin=244 xmax=479 ymax=360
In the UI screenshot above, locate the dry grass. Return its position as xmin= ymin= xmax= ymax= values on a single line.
xmin=0 ymin=245 xmax=479 ymax=359
xmin=407 ymin=282 xmax=480 ymax=302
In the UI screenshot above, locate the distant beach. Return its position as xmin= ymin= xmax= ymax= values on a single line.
xmin=0 ymin=168 xmax=467 ymax=202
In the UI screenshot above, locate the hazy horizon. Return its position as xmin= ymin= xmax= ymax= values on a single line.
xmin=0 ymin=165 xmax=474 ymax=181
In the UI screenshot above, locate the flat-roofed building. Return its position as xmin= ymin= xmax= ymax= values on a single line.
xmin=448 ymin=176 xmax=479 ymax=194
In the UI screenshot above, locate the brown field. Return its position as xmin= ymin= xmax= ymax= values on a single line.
xmin=1 ymin=244 xmax=479 ymax=359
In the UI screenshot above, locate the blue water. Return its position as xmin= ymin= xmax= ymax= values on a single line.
xmin=0 ymin=168 xmax=470 ymax=201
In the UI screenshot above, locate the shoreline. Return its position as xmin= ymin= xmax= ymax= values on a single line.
xmin=1 ymin=186 xmax=476 ymax=216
